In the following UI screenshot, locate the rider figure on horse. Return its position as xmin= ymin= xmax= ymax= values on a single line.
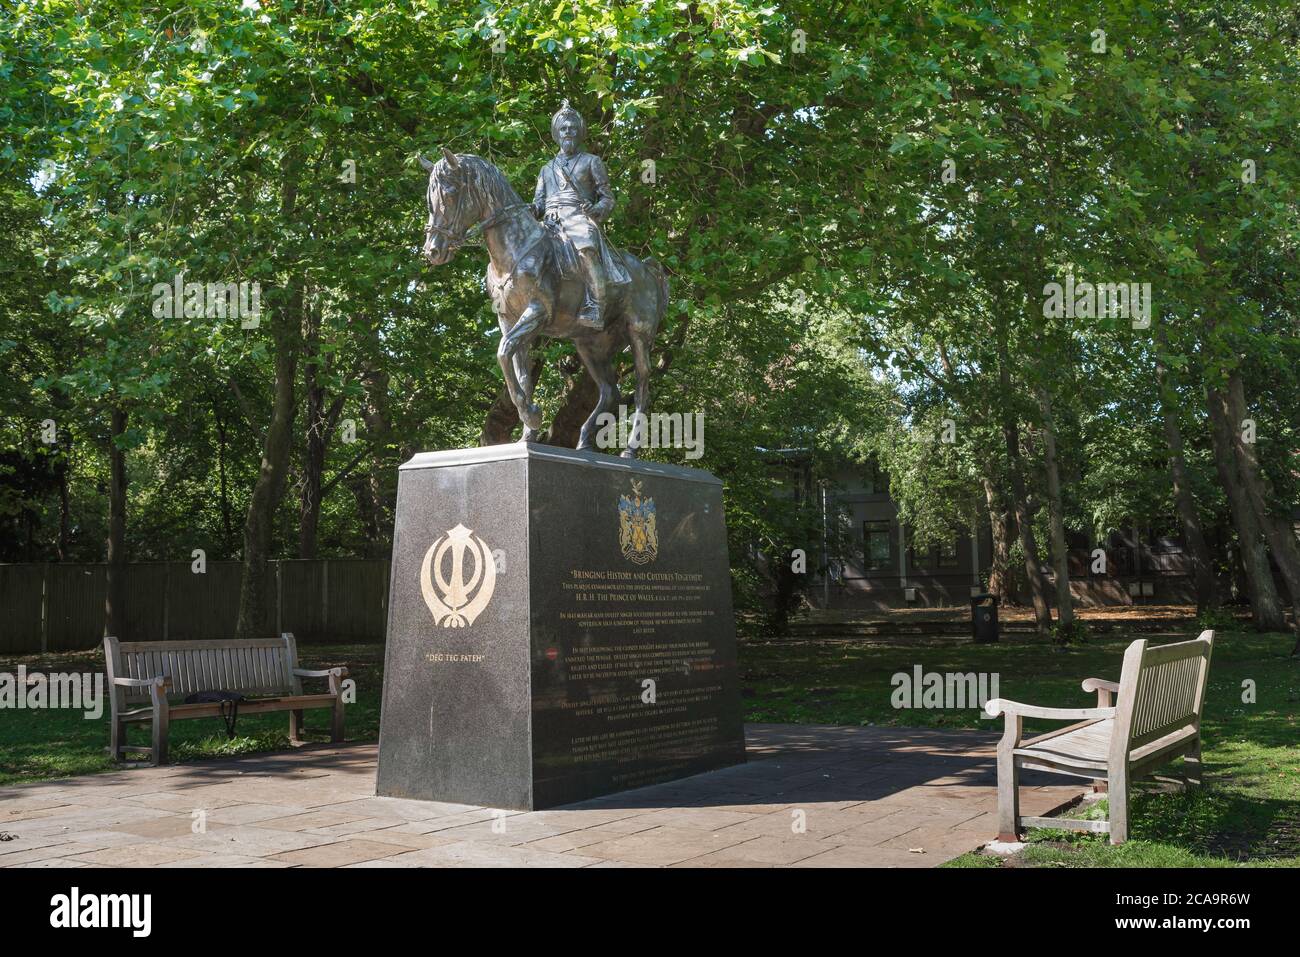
xmin=533 ymin=100 xmax=629 ymax=330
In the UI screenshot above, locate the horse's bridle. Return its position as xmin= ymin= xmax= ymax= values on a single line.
xmin=426 ymin=198 xmax=534 ymax=252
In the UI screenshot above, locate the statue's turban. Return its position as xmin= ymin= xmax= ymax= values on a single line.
xmin=550 ymin=99 xmax=586 ymax=141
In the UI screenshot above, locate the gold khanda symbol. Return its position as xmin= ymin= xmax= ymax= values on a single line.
xmin=420 ymin=523 xmax=497 ymax=627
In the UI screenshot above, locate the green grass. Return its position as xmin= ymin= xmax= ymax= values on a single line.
xmin=0 ymin=644 xmax=383 ymax=784
xmin=945 ymin=784 xmax=1300 ymax=868
xmin=737 ymin=629 xmax=1299 ymax=867
xmin=2 ymin=629 xmax=1296 ymax=867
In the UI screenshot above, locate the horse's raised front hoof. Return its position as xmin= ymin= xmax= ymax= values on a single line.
xmin=620 ymin=448 xmax=638 ymax=460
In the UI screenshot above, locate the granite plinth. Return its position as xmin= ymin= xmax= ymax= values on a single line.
xmin=376 ymin=444 xmax=745 ymax=810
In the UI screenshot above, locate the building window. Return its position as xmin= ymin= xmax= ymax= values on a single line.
xmin=863 ymin=521 xmax=892 ymax=568
xmin=863 ymin=461 xmax=889 ymax=495
xmin=936 ymin=536 xmax=959 ymax=568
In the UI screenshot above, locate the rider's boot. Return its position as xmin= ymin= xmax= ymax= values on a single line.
xmin=576 ymin=249 xmax=608 ymax=330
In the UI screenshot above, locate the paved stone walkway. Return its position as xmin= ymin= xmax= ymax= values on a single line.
xmin=0 ymin=724 xmax=1082 ymax=868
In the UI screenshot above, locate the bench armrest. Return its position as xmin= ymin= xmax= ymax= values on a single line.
xmin=1081 ymin=678 xmax=1120 ymax=693
xmin=984 ymin=699 xmax=1115 ymax=721
xmin=293 ymin=667 xmax=349 ymax=679
xmin=113 ymin=675 xmax=171 ymax=690
xmin=110 ymin=675 xmax=171 ymax=720
xmin=294 ymin=666 xmax=349 ymax=698
xmin=986 ymin=698 xmax=1114 ymax=749
xmin=1081 ymin=677 xmax=1121 ymax=708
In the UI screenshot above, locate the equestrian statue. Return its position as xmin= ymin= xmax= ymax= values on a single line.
xmin=420 ymin=100 xmax=669 ymax=457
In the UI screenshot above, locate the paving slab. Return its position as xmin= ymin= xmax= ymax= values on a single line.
xmin=66 ymin=844 xmax=205 ymax=867
xmin=0 ymin=724 xmax=1082 ymax=868
xmin=267 ymin=839 xmax=412 ymax=868
xmin=575 ymin=825 xmax=757 ymax=866
xmin=353 ymin=841 xmax=600 ymax=868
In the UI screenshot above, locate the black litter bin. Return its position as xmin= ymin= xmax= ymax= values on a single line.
xmin=971 ymin=593 xmax=1000 ymax=643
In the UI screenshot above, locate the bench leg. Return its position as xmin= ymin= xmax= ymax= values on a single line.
xmin=289 ymin=709 xmax=306 ymax=745
xmin=148 ymin=682 xmax=171 ymax=766
xmin=110 ymin=718 xmax=125 ymax=762
xmin=151 ymin=710 xmax=169 ymax=766
xmin=1185 ymin=738 xmax=1203 ymax=787
xmin=1109 ymin=766 xmax=1129 ymax=844
xmin=996 ymin=750 xmax=1020 ymax=843
xmin=331 ymin=698 xmax=344 ymax=744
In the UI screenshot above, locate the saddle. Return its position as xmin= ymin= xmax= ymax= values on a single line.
xmin=487 ymin=220 xmax=636 ymax=320
xmin=539 ymin=218 xmax=635 ymax=286
xmin=540 ymin=218 xmax=582 ymax=279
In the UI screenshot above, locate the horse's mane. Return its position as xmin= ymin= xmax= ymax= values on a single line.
xmin=435 ymin=153 xmax=525 ymax=211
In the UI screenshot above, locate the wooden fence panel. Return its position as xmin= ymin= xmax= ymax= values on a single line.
xmin=123 ymin=563 xmax=168 ymax=644
xmin=0 ymin=564 xmax=47 ymax=653
xmin=325 ymin=560 xmax=388 ymax=643
xmin=46 ymin=564 xmax=106 ymax=651
xmin=279 ymin=560 xmax=326 ymax=642
xmin=0 ymin=559 xmax=390 ymax=653
xmin=166 ymin=561 xmax=244 ymax=640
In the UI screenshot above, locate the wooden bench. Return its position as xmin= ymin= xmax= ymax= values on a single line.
xmin=985 ymin=630 xmax=1213 ymax=845
xmin=104 ymin=633 xmax=348 ymax=765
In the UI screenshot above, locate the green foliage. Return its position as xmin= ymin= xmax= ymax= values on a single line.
xmin=0 ymin=1 xmax=1296 ymax=629
xmin=1198 ymin=606 xmax=1245 ymax=634
xmin=1051 ymin=618 xmax=1091 ymax=646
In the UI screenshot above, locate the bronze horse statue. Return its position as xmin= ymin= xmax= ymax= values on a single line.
xmin=420 ymin=149 xmax=668 ymax=457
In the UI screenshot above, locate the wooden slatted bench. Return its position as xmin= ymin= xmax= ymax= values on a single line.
xmin=104 ymin=633 xmax=348 ymax=765
xmin=985 ymin=630 xmax=1214 ymax=845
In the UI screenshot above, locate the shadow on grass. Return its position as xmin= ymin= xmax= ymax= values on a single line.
xmin=1126 ymin=783 xmax=1300 ymax=862
xmin=949 ymin=775 xmax=1300 ymax=868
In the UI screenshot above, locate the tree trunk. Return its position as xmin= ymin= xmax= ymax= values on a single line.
xmin=236 ymin=163 xmax=305 ymax=638
xmin=1035 ymin=386 xmax=1074 ymax=629
xmin=1004 ymin=422 xmax=1052 ymax=634
xmin=480 ymin=383 xmax=521 ymax=445
xmin=1222 ymin=372 xmax=1300 ymax=642
xmin=1154 ymin=355 xmax=1220 ymax=612
xmin=299 ymin=301 xmax=325 ymax=560
xmin=56 ymin=440 xmax=71 ymax=561
xmin=546 ymin=365 xmax=600 ymax=449
xmin=349 ymin=472 xmax=383 ymax=558
xmin=104 ymin=407 xmax=128 ymax=639
xmin=215 ymin=408 xmax=234 ymax=554
xmin=236 ymin=283 xmax=302 ymax=639
xmin=996 ymin=342 xmax=1052 ymax=634
xmin=361 ymin=362 xmax=395 ymax=555
xmin=1206 ymin=384 xmax=1285 ymax=631
xmin=983 ymin=477 xmax=1015 ymax=601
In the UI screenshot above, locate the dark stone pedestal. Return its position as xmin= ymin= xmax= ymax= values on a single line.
xmin=375 ymin=444 xmax=746 ymax=810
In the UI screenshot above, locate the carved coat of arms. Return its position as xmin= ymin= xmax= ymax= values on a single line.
xmin=618 ymin=480 xmax=658 ymax=565
xmin=420 ymin=523 xmax=496 ymax=627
